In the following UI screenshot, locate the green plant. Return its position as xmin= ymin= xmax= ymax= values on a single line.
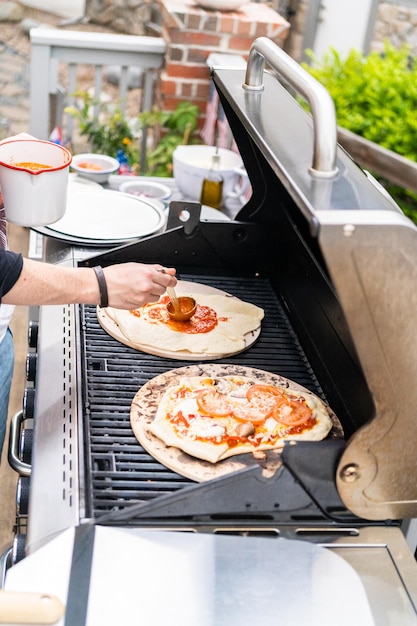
xmin=65 ymin=94 xmax=201 ymax=176
xmin=65 ymin=91 xmax=140 ymax=165
xmin=303 ymin=43 xmax=417 ymax=159
xmin=140 ymin=101 xmax=201 ymax=176
xmin=303 ymin=43 xmax=417 ymax=221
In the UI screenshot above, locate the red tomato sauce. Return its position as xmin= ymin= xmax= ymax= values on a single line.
xmin=284 ymin=415 xmax=317 ymax=434
xmin=130 ymin=296 xmax=219 ymax=334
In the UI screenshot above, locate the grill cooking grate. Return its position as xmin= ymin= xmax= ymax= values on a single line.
xmin=80 ymin=273 xmax=325 ymax=518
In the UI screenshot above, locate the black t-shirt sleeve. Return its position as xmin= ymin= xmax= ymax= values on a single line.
xmin=0 ymin=249 xmax=23 ymax=300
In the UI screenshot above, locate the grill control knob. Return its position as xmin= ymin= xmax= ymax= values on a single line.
xmin=23 ymin=387 xmax=36 ymax=420
xmin=12 ymin=534 xmax=26 ymax=565
xmin=19 ymin=427 xmax=33 ymax=465
xmin=16 ymin=476 xmax=30 ymax=517
xmin=26 ymin=352 xmax=37 ymax=383
xmin=27 ymin=320 xmax=39 ymax=349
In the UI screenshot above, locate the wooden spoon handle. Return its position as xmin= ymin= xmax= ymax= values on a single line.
xmin=0 ymin=590 xmax=65 ymax=624
xmin=167 ymin=286 xmax=180 ymax=312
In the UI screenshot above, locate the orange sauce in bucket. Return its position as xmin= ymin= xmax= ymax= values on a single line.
xmin=14 ymin=162 xmax=52 ymax=171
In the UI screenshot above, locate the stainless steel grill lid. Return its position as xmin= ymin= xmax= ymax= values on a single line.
xmin=212 ymin=37 xmax=417 ymax=520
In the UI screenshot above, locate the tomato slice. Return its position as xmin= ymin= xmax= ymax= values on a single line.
xmin=247 ymin=384 xmax=285 ymax=401
xmin=196 ymin=390 xmax=232 ymax=417
xmin=272 ymin=398 xmax=312 ymax=427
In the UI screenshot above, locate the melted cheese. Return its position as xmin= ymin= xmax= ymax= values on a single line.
xmin=188 ymin=417 xmax=226 ymax=439
xmin=175 ymin=397 xmax=199 ymax=418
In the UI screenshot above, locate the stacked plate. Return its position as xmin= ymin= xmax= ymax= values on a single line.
xmin=33 ymin=175 xmax=166 ymax=246
xmin=33 ymin=175 xmax=230 ymax=247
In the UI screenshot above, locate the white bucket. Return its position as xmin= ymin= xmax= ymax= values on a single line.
xmin=0 ymin=139 xmax=72 ymax=226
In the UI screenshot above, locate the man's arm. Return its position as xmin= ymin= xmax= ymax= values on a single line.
xmin=2 ymin=257 xmax=176 ymax=310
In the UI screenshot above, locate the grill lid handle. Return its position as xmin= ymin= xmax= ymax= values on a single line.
xmin=243 ymin=37 xmax=338 ymax=179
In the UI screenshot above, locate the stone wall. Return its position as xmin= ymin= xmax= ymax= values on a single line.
xmin=275 ymin=0 xmax=308 ymax=60
xmin=274 ymin=1 xmax=417 ymax=61
xmin=85 ymin=0 xmax=155 ymax=35
xmin=372 ymin=1 xmax=417 ymax=55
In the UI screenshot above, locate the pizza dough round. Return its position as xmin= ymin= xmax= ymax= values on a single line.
xmin=103 ymin=282 xmax=264 ymax=357
xmin=106 ymin=294 xmax=262 ymax=353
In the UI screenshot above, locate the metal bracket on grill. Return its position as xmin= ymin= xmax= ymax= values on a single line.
xmin=166 ymin=201 xmax=202 ymax=235
xmin=95 ymin=440 xmax=359 ymax=527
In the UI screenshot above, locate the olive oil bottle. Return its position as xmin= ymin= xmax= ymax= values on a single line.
xmin=200 ymin=150 xmax=223 ymax=209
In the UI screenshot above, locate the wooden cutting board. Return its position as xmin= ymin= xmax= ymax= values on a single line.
xmin=97 ymin=280 xmax=261 ymax=361
xmin=130 ymin=364 xmax=344 ymax=482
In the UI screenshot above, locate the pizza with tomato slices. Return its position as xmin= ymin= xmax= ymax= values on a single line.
xmin=147 ymin=375 xmax=333 ymax=463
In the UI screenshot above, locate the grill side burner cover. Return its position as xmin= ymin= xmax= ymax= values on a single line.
xmin=26 ymin=302 xmax=81 ymax=554
xmin=5 ymin=527 xmax=377 ymax=626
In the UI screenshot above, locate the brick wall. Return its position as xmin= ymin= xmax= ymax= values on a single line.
xmin=157 ymin=0 xmax=289 ymax=115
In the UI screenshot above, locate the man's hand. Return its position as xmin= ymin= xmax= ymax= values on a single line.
xmin=103 ymin=263 xmax=177 ymax=310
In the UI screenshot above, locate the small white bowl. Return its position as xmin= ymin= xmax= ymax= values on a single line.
xmin=119 ymin=180 xmax=172 ymax=203
xmin=71 ymin=153 xmax=120 ymax=183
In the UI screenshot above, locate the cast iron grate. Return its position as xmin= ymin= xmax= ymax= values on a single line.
xmin=80 ymin=273 xmax=325 ymax=517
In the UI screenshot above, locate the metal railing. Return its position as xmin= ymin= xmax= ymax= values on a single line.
xmin=337 ymin=126 xmax=417 ymax=195
xmin=29 ymin=28 xmax=166 ymax=167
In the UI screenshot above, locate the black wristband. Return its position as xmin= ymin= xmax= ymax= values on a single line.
xmin=93 ymin=266 xmax=109 ymax=308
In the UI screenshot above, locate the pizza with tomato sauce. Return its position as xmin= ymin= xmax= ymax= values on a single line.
xmin=148 ymin=375 xmax=333 ymax=463
xmin=103 ymin=282 xmax=264 ymax=357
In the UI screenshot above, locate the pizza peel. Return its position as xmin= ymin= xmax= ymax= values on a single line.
xmin=97 ymin=281 xmax=261 ymax=361
xmin=129 ymin=364 xmax=344 ymax=482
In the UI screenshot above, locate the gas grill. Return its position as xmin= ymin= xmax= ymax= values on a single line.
xmin=5 ymin=37 xmax=417 ymax=623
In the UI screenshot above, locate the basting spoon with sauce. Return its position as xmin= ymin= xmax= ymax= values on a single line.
xmin=166 ymin=287 xmax=196 ymax=322
xmin=156 ymin=269 xmax=197 ymax=322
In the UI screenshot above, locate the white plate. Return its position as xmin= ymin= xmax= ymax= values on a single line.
xmin=68 ymin=173 xmax=104 ymax=194
xmin=200 ymin=205 xmax=231 ymax=221
xmin=48 ymin=190 xmax=166 ymax=240
xmin=164 ymin=204 xmax=231 ymax=222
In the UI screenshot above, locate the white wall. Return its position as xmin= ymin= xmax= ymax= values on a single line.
xmin=312 ymin=0 xmax=376 ymax=60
